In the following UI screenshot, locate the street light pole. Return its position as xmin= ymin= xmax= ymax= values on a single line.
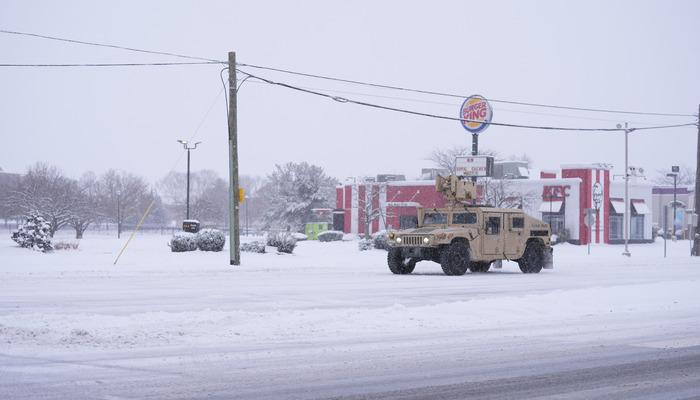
xmin=667 ymin=172 xmax=678 ymax=240
xmin=116 ymin=189 xmax=121 ymax=239
xmin=177 ymin=140 xmax=201 ymax=221
xmin=618 ymin=122 xmax=632 ymax=257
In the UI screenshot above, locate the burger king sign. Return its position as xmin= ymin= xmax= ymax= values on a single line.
xmin=460 ymin=95 xmax=493 ymax=134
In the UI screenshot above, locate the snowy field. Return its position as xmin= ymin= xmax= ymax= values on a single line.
xmin=1 ymin=233 xmax=700 ymax=399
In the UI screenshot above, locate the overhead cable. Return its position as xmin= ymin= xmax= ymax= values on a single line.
xmin=236 ymin=62 xmax=696 ymax=118
xmin=0 ymin=61 xmax=222 ymax=67
xmin=237 ymin=69 xmax=698 ymax=133
xmin=0 ymin=29 xmax=224 ymax=63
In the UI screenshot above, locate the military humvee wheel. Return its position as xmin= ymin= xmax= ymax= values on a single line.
xmin=518 ymin=241 xmax=544 ymax=274
xmin=440 ymin=241 xmax=470 ymax=276
xmin=387 ymin=248 xmax=417 ymax=274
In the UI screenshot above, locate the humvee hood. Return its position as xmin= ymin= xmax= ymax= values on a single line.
xmin=403 ymin=227 xmax=464 ymax=234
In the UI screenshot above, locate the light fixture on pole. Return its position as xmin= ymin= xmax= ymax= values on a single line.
xmin=177 ymin=140 xmax=202 ymax=220
xmin=617 ymin=122 xmax=634 ymax=257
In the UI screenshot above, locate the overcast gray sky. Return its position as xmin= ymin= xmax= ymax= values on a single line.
xmin=1 ymin=0 xmax=699 ymax=184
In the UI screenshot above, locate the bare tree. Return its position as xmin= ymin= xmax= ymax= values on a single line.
xmin=99 ymin=169 xmax=153 ymax=234
xmin=9 ymin=163 xmax=75 ymax=236
xmin=428 ymin=146 xmax=500 ymax=175
xmin=653 ymin=165 xmax=695 ymax=186
xmin=358 ymin=183 xmax=387 ymax=238
xmin=157 ymin=170 xmax=229 ymax=226
xmin=482 ymin=178 xmax=537 ymax=209
xmin=68 ymin=172 xmax=103 ymax=239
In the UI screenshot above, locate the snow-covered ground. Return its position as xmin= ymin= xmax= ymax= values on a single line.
xmin=1 ymin=233 xmax=700 ymax=399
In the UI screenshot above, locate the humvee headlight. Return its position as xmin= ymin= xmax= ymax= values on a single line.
xmin=395 ymin=237 xmax=402 ymax=243
xmin=422 ymin=237 xmax=430 ymax=244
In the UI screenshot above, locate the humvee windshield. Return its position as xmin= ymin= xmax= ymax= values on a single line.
xmin=423 ymin=212 xmax=447 ymax=225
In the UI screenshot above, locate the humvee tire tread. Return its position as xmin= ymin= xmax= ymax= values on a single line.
xmin=440 ymin=242 xmax=470 ymax=276
xmin=388 ymin=248 xmax=416 ymax=274
xmin=518 ymin=241 xmax=544 ymax=274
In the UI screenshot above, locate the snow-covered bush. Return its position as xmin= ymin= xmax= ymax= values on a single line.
xmin=318 ymin=230 xmax=344 ymax=242
xmin=266 ymin=232 xmax=282 ymax=247
xmin=241 ymin=241 xmax=266 ymax=253
xmin=292 ymin=232 xmax=308 ymax=241
xmin=196 ymin=229 xmax=226 ymax=252
xmin=358 ymin=238 xmax=374 ymax=251
xmin=342 ymin=233 xmax=358 ymax=241
xmin=53 ymin=241 xmax=80 ymax=250
xmin=169 ymin=231 xmax=198 ymax=252
xmin=276 ymin=232 xmax=297 ymax=253
xmin=372 ymin=231 xmax=390 ymax=251
xmin=11 ymin=213 xmax=53 ymax=252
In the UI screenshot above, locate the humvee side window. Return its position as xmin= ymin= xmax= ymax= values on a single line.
xmin=453 ymin=212 xmax=477 ymax=224
xmin=511 ymin=217 xmax=524 ymax=229
xmin=486 ymin=217 xmax=500 ymax=235
xmin=423 ymin=212 xmax=447 ymax=225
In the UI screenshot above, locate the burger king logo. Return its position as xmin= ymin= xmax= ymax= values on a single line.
xmin=460 ymin=95 xmax=493 ymax=134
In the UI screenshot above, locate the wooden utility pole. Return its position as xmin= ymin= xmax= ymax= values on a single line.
xmin=693 ymin=104 xmax=700 ymax=256
xmin=228 ymin=52 xmax=241 ymax=265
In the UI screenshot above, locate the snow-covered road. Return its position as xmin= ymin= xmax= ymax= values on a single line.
xmin=1 ymin=234 xmax=699 ymax=399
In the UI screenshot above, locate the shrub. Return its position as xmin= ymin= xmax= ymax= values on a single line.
xmin=318 ymin=230 xmax=344 ymax=242
xmin=266 ymin=232 xmax=282 ymax=247
xmin=292 ymin=232 xmax=308 ymax=241
xmin=11 ymin=213 xmax=53 ymax=252
xmin=196 ymin=229 xmax=226 ymax=252
xmin=169 ymin=231 xmax=198 ymax=252
xmin=241 ymin=241 xmax=266 ymax=253
xmin=276 ymin=232 xmax=297 ymax=253
xmin=342 ymin=233 xmax=358 ymax=241
xmin=53 ymin=241 xmax=80 ymax=250
xmin=372 ymin=231 xmax=390 ymax=251
xmin=358 ymin=238 xmax=374 ymax=251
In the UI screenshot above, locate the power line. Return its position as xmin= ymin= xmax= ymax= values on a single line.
xmin=237 ymin=62 xmax=696 ymax=118
xmin=237 ymin=69 xmax=698 ymax=133
xmin=0 ymin=29 xmax=224 ymax=63
xmin=2 ymin=29 xmax=694 ymax=118
xmin=244 ymin=80 xmax=674 ymax=126
xmin=0 ymin=61 xmax=222 ymax=67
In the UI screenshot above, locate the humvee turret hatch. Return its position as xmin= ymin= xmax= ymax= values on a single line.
xmin=386 ymin=175 xmax=553 ymax=276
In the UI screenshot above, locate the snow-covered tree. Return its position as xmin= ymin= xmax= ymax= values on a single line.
xmin=9 ymin=163 xmax=75 ymax=236
xmin=11 ymin=213 xmax=53 ymax=252
xmin=260 ymin=162 xmax=338 ymax=231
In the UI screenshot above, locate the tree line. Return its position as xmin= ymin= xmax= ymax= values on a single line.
xmin=0 ymin=161 xmax=339 ymax=238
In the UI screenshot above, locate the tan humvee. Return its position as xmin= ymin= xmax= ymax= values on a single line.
xmin=386 ymin=175 xmax=554 ymax=276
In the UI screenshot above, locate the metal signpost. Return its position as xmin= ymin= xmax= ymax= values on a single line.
xmin=585 ymin=208 xmax=595 ymax=255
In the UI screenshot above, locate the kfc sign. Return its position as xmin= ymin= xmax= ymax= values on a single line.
xmin=543 ymin=185 xmax=570 ymax=200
